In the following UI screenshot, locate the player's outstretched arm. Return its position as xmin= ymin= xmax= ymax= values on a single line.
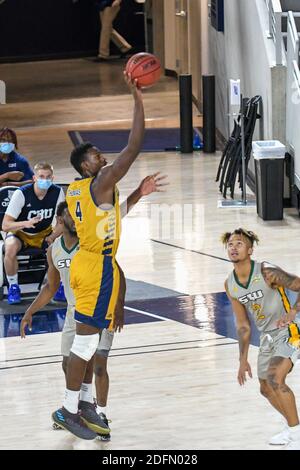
xmin=120 ymin=172 xmax=169 ymax=217
xmin=97 ymin=73 xmax=144 ymax=192
xmin=20 ymin=247 xmax=61 ymax=338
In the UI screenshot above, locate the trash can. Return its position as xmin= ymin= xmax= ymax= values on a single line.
xmin=252 ymin=140 xmax=286 ymax=221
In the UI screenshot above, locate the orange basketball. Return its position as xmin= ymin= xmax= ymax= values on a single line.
xmin=125 ymin=53 xmax=161 ymax=88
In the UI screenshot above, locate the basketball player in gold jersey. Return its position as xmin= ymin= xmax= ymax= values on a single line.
xmin=52 ymin=73 xmax=145 ymax=439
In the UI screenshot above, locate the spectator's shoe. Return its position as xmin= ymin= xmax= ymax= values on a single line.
xmin=78 ymin=400 xmax=110 ymax=435
xmin=53 ymin=282 xmax=66 ymax=302
xmin=119 ymin=46 xmax=133 ymax=58
xmin=93 ymin=55 xmax=120 ymax=62
xmin=52 ymin=407 xmax=97 ymax=440
xmin=7 ymin=284 xmax=21 ymax=304
xmin=96 ymin=412 xmax=111 ymax=441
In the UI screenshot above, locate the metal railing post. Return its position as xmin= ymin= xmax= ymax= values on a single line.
xmin=275 ymin=11 xmax=283 ymax=65
xmin=268 ymin=0 xmax=273 ymax=38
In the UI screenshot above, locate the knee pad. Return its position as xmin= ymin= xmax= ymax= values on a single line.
xmin=70 ymin=333 xmax=99 ymax=362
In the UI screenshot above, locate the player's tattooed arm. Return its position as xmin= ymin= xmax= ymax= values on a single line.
xmin=262 ymin=263 xmax=300 ymax=290
xmin=262 ymin=262 xmax=300 ymax=326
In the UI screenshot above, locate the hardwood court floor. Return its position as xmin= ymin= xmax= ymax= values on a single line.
xmin=1 ymin=316 xmax=300 ymax=450
xmin=0 ymin=59 xmax=300 ymax=450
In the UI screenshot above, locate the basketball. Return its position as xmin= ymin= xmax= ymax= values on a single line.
xmin=125 ymin=53 xmax=161 ymax=88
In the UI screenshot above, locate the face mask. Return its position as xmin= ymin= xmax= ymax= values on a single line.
xmin=0 ymin=142 xmax=15 ymax=154
xmin=37 ymin=179 xmax=52 ymax=190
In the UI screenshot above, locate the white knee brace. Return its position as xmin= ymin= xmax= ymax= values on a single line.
xmin=71 ymin=333 xmax=99 ymax=362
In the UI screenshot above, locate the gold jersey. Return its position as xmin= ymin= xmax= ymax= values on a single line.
xmin=66 ymin=178 xmax=121 ymax=256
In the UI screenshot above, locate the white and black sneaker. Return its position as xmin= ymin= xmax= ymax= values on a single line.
xmin=96 ymin=412 xmax=111 ymax=441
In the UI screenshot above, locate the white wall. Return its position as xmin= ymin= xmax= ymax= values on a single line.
xmin=201 ymin=0 xmax=210 ymax=76
xmin=209 ymin=0 xmax=284 ymax=141
xmin=163 ymin=0 xmax=176 ymax=71
xmin=162 ymin=0 xmax=209 ymax=105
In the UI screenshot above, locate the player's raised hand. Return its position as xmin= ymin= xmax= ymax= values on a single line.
xmin=20 ymin=312 xmax=33 ymax=338
xmin=123 ymin=71 xmax=142 ymax=99
xmin=138 ymin=172 xmax=169 ymax=196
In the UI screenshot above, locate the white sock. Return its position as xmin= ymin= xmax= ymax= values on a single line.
xmin=289 ymin=424 xmax=300 ymax=434
xmin=63 ymin=389 xmax=80 ymax=414
xmin=97 ymin=405 xmax=107 ymax=416
xmin=80 ymin=383 xmax=93 ymax=404
xmin=7 ymin=274 xmax=18 ymax=286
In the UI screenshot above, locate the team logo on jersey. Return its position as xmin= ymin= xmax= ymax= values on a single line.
xmin=68 ymin=189 xmax=81 ymax=196
xmin=1 ymin=190 xmax=15 ymax=207
xmin=28 ymin=208 xmax=53 ymax=220
xmin=57 ymin=259 xmax=72 ymax=269
xmin=1 ymin=197 xmax=9 ymax=208
xmin=238 ymin=290 xmax=264 ymax=304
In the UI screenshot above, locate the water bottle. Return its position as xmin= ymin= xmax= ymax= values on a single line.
xmin=193 ymin=131 xmax=203 ymax=151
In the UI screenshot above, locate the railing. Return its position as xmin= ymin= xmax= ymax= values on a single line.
xmin=266 ymin=0 xmax=284 ymax=65
xmin=265 ymin=0 xmax=300 ymax=65
xmin=286 ymin=11 xmax=300 ymax=190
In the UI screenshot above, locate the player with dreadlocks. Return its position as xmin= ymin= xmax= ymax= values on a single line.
xmin=223 ymin=228 xmax=300 ymax=450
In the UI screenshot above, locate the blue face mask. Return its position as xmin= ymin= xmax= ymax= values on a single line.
xmin=0 ymin=142 xmax=15 ymax=154
xmin=37 ymin=179 xmax=52 ymax=190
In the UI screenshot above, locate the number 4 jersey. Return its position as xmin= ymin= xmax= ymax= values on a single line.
xmin=66 ymin=178 xmax=121 ymax=256
xmin=226 ymin=261 xmax=291 ymax=332
xmin=65 ymin=177 xmax=121 ymax=329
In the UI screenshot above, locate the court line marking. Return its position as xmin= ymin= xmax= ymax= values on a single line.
xmin=0 ymin=337 xmax=228 ymax=364
xmin=124 ymin=305 xmax=171 ymax=321
xmin=0 ymin=341 xmax=238 ymax=370
xmin=151 ymin=239 xmax=230 ymax=263
xmin=74 ymin=130 xmax=83 ymax=144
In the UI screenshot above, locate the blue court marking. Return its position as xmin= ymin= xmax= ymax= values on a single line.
xmin=126 ymin=293 xmax=260 ymax=346
xmin=0 ymin=292 xmax=260 ymax=345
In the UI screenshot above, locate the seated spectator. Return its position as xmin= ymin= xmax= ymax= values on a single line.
xmin=0 ymin=127 xmax=34 ymax=187
xmin=2 ymin=162 xmax=65 ymax=304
